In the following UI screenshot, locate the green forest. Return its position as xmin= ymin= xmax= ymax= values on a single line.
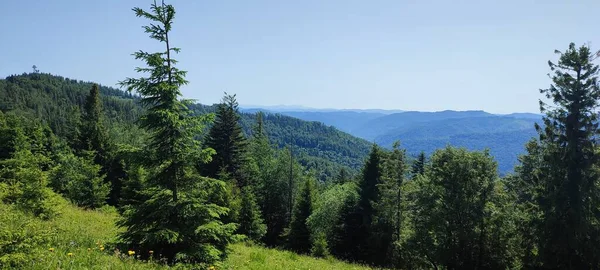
xmin=2 ymin=1 xmax=600 ymax=270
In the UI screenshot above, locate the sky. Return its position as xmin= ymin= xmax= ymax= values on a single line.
xmin=1 ymin=0 xmax=599 ymax=114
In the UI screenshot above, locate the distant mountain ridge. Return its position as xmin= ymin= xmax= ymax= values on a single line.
xmin=245 ymin=106 xmax=542 ymax=174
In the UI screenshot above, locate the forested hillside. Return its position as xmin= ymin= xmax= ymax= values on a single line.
xmin=0 ymin=73 xmax=371 ymax=180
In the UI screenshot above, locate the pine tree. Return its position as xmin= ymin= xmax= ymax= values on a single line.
xmin=533 ymin=43 xmax=600 ymax=268
xmin=331 ymin=188 xmax=362 ymax=260
xmin=78 ymin=84 xmax=109 ymax=164
xmin=262 ymin=148 xmax=302 ymax=246
xmin=203 ymin=93 xmax=248 ymax=186
xmin=411 ymin=151 xmax=426 ymax=178
xmin=374 ymin=141 xmax=407 ymax=266
xmin=335 ymin=167 xmax=350 ymax=184
xmin=117 ymin=1 xmax=235 ymax=264
xmin=237 ymin=187 xmax=266 ymax=242
xmin=287 ymin=178 xmax=314 ymax=254
xmin=333 ymin=144 xmax=384 ymax=262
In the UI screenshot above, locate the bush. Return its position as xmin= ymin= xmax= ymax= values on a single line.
xmin=311 ymin=232 xmax=330 ymax=258
xmin=49 ymin=151 xmax=109 ymax=209
xmin=0 ymin=150 xmax=60 ymax=219
xmin=0 ymin=203 xmax=56 ymax=268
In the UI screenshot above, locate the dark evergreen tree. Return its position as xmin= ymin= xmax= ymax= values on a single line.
xmin=373 ymin=141 xmax=407 ymax=266
xmin=332 ymin=144 xmax=384 ymax=262
xmin=335 ymin=167 xmax=350 ymax=184
xmin=261 ymin=148 xmax=303 ymax=246
xmin=287 ymin=178 xmax=314 ymax=254
xmin=203 ymin=93 xmax=248 ymax=186
xmin=78 ymin=84 xmax=109 ymax=164
xmin=534 ymin=43 xmax=600 ymax=268
xmin=117 ymin=1 xmax=235 ymax=264
xmin=330 ymin=188 xmax=362 ymax=260
xmin=237 ymin=187 xmax=266 ymax=242
xmin=411 ymin=151 xmax=426 ymax=178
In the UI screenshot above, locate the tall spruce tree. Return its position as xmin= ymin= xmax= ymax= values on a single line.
xmin=203 ymin=93 xmax=248 ymax=186
xmin=236 ymin=186 xmax=266 ymax=242
xmin=533 ymin=43 xmax=600 ymax=268
xmin=117 ymin=1 xmax=235 ymax=264
xmin=411 ymin=151 xmax=426 ymax=178
xmin=374 ymin=141 xmax=407 ymax=266
xmin=333 ymin=144 xmax=384 ymax=262
xmin=78 ymin=84 xmax=109 ymax=164
xmin=335 ymin=167 xmax=350 ymax=184
xmin=287 ymin=178 xmax=314 ymax=254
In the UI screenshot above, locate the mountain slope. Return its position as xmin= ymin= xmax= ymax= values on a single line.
xmin=355 ymin=110 xmax=494 ymax=140
xmin=0 ymin=73 xmax=372 ymax=180
xmin=374 ymin=116 xmax=539 ymax=173
xmin=258 ymin=108 xmax=540 ymax=174
xmin=276 ymin=111 xmax=386 ymax=133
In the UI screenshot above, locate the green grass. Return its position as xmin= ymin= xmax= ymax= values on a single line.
xmin=223 ymin=243 xmax=372 ymax=270
xmin=1 ymin=200 xmax=372 ymax=269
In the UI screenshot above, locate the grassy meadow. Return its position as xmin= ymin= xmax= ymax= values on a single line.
xmin=0 ymin=200 xmax=372 ymax=269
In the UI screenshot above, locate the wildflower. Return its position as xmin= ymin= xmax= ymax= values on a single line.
xmin=67 ymin=253 xmax=73 ymax=257
xmin=149 ymin=250 xmax=154 ymax=255
xmin=100 ymin=247 xmax=105 ymax=251
xmin=209 ymin=266 xmax=216 ymax=270
xmin=48 ymin=248 xmax=55 ymax=252
xmin=128 ymin=250 xmax=135 ymax=256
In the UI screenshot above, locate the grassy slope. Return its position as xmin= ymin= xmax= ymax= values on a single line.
xmin=1 ymin=201 xmax=371 ymax=270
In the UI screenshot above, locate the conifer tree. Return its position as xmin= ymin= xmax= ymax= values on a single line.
xmin=333 ymin=144 xmax=384 ymax=262
xmin=78 ymin=84 xmax=109 ymax=161
xmin=287 ymin=178 xmax=314 ymax=254
xmin=335 ymin=167 xmax=350 ymax=184
xmin=203 ymin=93 xmax=248 ymax=186
xmin=236 ymin=187 xmax=266 ymax=242
xmin=117 ymin=1 xmax=235 ymax=264
xmin=374 ymin=141 xmax=407 ymax=266
xmin=532 ymin=43 xmax=600 ymax=268
xmin=411 ymin=151 xmax=426 ymax=178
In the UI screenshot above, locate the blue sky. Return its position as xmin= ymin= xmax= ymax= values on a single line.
xmin=1 ymin=0 xmax=598 ymax=113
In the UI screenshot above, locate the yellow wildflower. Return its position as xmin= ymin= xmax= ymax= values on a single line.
xmin=128 ymin=250 xmax=135 ymax=256
xmin=48 ymin=248 xmax=55 ymax=252
xmin=100 ymin=247 xmax=105 ymax=251
xmin=67 ymin=253 xmax=73 ymax=257
xmin=209 ymin=266 xmax=216 ymax=270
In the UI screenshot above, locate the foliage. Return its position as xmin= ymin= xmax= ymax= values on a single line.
xmin=515 ymin=43 xmax=600 ymax=269
xmin=236 ymin=187 xmax=266 ymax=242
xmin=116 ymin=1 xmax=234 ymax=264
xmin=0 ymin=150 xmax=60 ymax=220
xmin=286 ymin=178 xmax=314 ymax=254
xmin=49 ymin=151 xmax=110 ymax=209
xmin=373 ymin=141 xmax=407 ymax=266
xmin=78 ymin=84 xmax=110 ymax=164
xmin=203 ymin=93 xmax=249 ymax=186
xmin=404 ymin=147 xmax=517 ymax=269
xmin=410 ymin=151 xmax=426 ymax=177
